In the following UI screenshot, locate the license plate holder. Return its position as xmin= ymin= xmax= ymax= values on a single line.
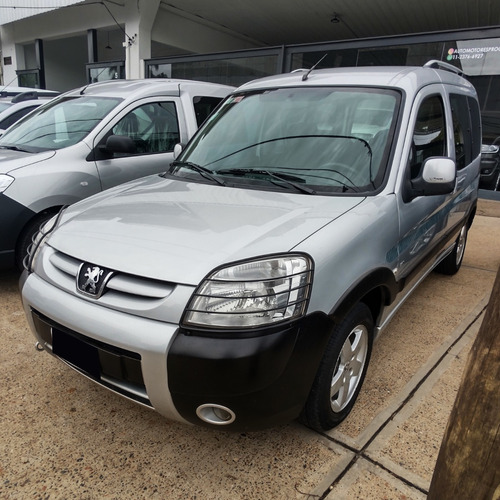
xmin=52 ymin=329 xmax=101 ymax=380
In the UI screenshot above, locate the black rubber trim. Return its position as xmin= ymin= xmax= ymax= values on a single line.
xmin=0 ymin=194 xmax=36 ymax=269
xmin=31 ymin=309 xmax=150 ymax=407
xmin=167 ymin=311 xmax=334 ymax=431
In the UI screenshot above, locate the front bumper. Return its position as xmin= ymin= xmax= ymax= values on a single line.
xmin=21 ymin=271 xmax=333 ymax=431
xmin=479 ymin=156 xmax=500 ymax=189
xmin=0 ymin=194 xmax=36 ymax=269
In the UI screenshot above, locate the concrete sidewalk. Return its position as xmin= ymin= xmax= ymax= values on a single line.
xmin=321 ymin=199 xmax=500 ymax=499
xmin=1 ymin=200 xmax=499 ymax=500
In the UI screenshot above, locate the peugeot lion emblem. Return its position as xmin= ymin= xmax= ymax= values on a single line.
xmin=77 ymin=263 xmax=113 ymax=298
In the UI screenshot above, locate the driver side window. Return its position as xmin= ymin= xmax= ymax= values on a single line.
xmin=112 ymin=101 xmax=179 ymax=155
xmin=409 ymin=95 xmax=446 ymax=180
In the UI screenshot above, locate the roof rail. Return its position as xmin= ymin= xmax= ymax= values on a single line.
xmin=424 ymin=60 xmax=464 ymax=77
xmin=11 ymin=91 xmax=39 ymax=103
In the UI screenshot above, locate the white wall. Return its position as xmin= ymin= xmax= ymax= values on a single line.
xmin=0 ymin=0 xmax=262 ymax=89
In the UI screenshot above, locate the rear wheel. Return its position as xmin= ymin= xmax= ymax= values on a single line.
xmin=435 ymin=223 xmax=468 ymax=276
xmin=300 ymin=303 xmax=373 ymax=431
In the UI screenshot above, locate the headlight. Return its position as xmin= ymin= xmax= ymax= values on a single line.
xmin=0 ymin=174 xmax=14 ymax=193
xmin=27 ymin=214 xmax=61 ymax=272
xmin=183 ymin=254 xmax=313 ymax=328
xmin=481 ymin=144 xmax=499 ymax=154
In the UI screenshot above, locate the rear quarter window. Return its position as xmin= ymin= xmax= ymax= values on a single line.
xmin=468 ymin=96 xmax=482 ymax=158
xmin=193 ymin=96 xmax=223 ymax=127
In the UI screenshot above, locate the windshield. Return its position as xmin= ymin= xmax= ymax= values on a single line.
xmin=0 ymin=102 xmax=12 ymax=113
xmin=177 ymin=87 xmax=400 ymax=194
xmin=0 ymin=95 xmax=122 ymax=152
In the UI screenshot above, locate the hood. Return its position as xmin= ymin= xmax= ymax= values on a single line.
xmin=49 ymin=175 xmax=364 ymax=284
xmin=0 ymin=148 xmax=56 ymax=174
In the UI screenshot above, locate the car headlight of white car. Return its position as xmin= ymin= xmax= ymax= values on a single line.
xmin=183 ymin=254 xmax=313 ymax=328
xmin=27 ymin=213 xmax=62 ymax=272
xmin=0 ymin=174 xmax=14 ymax=193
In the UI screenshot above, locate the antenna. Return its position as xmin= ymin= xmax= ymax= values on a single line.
xmin=302 ymin=54 xmax=328 ymax=81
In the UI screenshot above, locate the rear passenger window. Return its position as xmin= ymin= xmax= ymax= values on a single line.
xmin=450 ymin=94 xmax=473 ymax=170
xmin=409 ymin=95 xmax=446 ymax=179
xmin=450 ymin=94 xmax=482 ymax=169
xmin=193 ymin=96 xmax=223 ymax=127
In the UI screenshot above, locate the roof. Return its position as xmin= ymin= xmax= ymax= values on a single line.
xmin=64 ymin=78 xmax=233 ymax=99
xmin=237 ymin=64 xmax=475 ymax=93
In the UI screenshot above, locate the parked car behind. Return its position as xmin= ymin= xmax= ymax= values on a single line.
xmin=479 ymin=138 xmax=500 ymax=190
xmin=21 ymin=61 xmax=480 ymax=432
xmin=0 ymin=79 xmax=234 ymax=269
xmin=0 ymin=89 xmax=59 ymax=133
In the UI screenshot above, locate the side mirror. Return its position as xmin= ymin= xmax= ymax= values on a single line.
xmin=173 ymin=143 xmax=183 ymax=160
xmin=100 ymin=135 xmax=137 ymax=155
xmin=406 ymin=158 xmax=456 ymax=200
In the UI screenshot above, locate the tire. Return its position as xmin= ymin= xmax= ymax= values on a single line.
xmin=15 ymin=212 xmax=55 ymax=271
xmin=435 ymin=223 xmax=468 ymax=276
xmin=300 ymin=303 xmax=373 ymax=432
xmin=494 ymin=171 xmax=500 ymax=191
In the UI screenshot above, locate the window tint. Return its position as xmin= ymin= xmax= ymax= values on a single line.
xmin=193 ymin=96 xmax=223 ymax=127
xmin=112 ymin=101 xmax=179 ymax=154
xmin=409 ymin=95 xmax=446 ymax=179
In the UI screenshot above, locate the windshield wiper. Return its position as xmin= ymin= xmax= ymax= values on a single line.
xmin=217 ymin=168 xmax=316 ymax=194
xmin=0 ymin=144 xmax=32 ymax=153
xmin=170 ymin=160 xmax=225 ymax=186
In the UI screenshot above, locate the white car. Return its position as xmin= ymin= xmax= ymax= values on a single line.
xmin=0 ymin=79 xmax=233 ymax=269
xmin=0 ymin=89 xmax=59 ymax=132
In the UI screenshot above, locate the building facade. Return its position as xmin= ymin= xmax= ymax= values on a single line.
xmin=1 ymin=0 xmax=499 ymax=191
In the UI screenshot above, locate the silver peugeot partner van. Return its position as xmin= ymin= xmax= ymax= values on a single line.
xmin=0 ymin=79 xmax=233 ymax=269
xmin=21 ymin=61 xmax=481 ymax=431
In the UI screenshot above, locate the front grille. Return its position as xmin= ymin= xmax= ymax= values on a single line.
xmin=48 ymin=250 xmax=175 ymax=300
xmin=32 ymin=309 xmax=152 ymax=407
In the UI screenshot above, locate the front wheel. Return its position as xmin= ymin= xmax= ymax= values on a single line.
xmin=494 ymin=170 xmax=500 ymax=191
xmin=300 ymin=303 xmax=373 ymax=431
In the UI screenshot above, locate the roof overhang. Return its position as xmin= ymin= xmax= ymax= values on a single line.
xmin=0 ymin=0 xmax=85 ymax=26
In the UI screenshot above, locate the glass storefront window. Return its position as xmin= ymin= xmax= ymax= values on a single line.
xmin=147 ymin=55 xmax=279 ymax=87
xmin=447 ymin=38 xmax=500 ymax=76
xmin=17 ymin=70 xmax=40 ymax=88
xmin=147 ymin=31 xmax=500 ymax=190
xmin=87 ymin=62 xmax=125 ymax=83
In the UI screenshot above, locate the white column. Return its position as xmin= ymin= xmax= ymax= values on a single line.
xmin=122 ymin=0 xmax=160 ymax=79
xmin=0 ymin=25 xmax=20 ymax=87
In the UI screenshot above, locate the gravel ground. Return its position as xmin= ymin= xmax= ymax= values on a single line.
xmin=1 ymin=199 xmax=499 ymax=500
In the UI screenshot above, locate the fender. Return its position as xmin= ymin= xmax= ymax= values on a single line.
xmin=329 ymin=267 xmax=399 ymax=326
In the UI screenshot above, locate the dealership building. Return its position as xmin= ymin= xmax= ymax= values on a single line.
xmin=1 ymin=0 xmax=499 ymax=190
